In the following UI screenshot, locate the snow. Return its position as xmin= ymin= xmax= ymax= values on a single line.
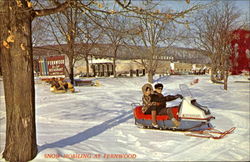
xmin=0 ymin=75 xmax=249 ymax=161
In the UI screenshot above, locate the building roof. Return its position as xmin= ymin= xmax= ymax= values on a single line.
xmin=33 ymin=43 xmax=210 ymax=64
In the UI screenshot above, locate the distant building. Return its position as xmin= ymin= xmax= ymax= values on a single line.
xmin=230 ymin=29 xmax=250 ymax=75
xmin=32 ymin=43 xmax=210 ymax=77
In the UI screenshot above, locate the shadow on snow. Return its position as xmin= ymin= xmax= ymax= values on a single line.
xmin=38 ymin=110 xmax=133 ymax=152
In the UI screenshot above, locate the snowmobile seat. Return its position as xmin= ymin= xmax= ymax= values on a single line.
xmin=133 ymin=106 xmax=179 ymax=121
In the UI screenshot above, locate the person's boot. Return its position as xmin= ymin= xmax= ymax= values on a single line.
xmin=172 ymin=118 xmax=180 ymax=128
xmin=152 ymin=122 xmax=159 ymax=128
xmin=151 ymin=111 xmax=159 ymax=128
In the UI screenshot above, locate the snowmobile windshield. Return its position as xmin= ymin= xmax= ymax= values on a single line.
xmin=179 ymin=84 xmax=193 ymax=98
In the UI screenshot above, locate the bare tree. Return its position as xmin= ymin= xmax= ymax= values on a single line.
xmin=191 ymin=1 xmax=242 ymax=89
xmin=32 ymin=17 xmax=51 ymax=47
xmin=130 ymin=17 xmax=175 ymax=83
xmin=101 ymin=14 xmax=128 ymax=78
xmin=125 ymin=10 xmax=184 ymax=83
xmin=44 ymin=4 xmax=83 ymax=84
xmin=121 ymin=0 xmax=208 ymax=83
xmin=77 ymin=15 xmax=103 ymax=77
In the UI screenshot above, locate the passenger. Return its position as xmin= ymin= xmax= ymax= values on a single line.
xmin=51 ymin=77 xmax=59 ymax=88
xmin=58 ymin=80 xmax=66 ymax=90
xmin=61 ymin=80 xmax=69 ymax=89
xmin=141 ymin=83 xmax=160 ymax=128
xmin=51 ymin=78 xmax=64 ymax=90
xmin=151 ymin=83 xmax=183 ymax=128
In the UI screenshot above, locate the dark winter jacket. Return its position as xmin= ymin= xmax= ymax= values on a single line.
xmin=150 ymin=91 xmax=180 ymax=109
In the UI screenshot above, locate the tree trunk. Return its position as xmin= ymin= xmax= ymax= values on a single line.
xmin=147 ymin=70 xmax=154 ymax=83
xmin=69 ymin=58 xmax=74 ymax=84
xmin=113 ymin=46 xmax=119 ymax=78
xmin=0 ymin=56 xmax=2 ymax=76
xmin=210 ymin=63 xmax=217 ymax=82
xmin=223 ymin=56 xmax=229 ymax=90
xmin=113 ymin=58 xmax=117 ymax=78
xmin=67 ymin=7 xmax=75 ymax=85
xmin=0 ymin=1 xmax=37 ymax=161
xmin=224 ymin=70 xmax=228 ymax=90
xmin=85 ymin=56 xmax=89 ymax=77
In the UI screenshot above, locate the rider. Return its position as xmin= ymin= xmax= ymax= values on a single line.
xmin=51 ymin=77 xmax=65 ymax=90
xmin=151 ymin=83 xmax=183 ymax=128
xmin=141 ymin=83 xmax=160 ymax=128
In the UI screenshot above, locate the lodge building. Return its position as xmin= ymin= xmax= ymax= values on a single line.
xmin=32 ymin=43 xmax=210 ymax=77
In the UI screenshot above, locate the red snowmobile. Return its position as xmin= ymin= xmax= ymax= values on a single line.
xmin=133 ymin=84 xmax=236 ymax=139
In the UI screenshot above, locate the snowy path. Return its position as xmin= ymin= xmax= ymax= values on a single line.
xmin=0 ymin=75 xmax=249 ymax=161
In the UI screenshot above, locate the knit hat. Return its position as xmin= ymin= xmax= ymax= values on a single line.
xmin=154 ymin=83 xmax=163 ymax=89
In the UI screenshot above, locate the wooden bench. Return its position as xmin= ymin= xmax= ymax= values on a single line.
xmin=74 ymin=79 xmax=93 ymax=86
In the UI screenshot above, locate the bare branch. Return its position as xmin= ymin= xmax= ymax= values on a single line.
xmin=32 ymin=0 xmax=72 ymax=18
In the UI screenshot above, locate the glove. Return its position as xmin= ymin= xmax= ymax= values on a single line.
xmin=176 ymin=94 xmax=183 ymax=99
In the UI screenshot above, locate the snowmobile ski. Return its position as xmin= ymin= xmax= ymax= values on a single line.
xmin=137 ymin=122 xmax=210 ymax=132
xmin=185 ymin=127 xmax=236 ymax=139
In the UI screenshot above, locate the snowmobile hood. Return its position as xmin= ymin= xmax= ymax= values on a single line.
xmin=142 ymin=83 xmax=153 ymax=93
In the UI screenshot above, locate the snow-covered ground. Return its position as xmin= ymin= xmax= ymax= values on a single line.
xmin=0 ymin=75 xmax=249 ymax=161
